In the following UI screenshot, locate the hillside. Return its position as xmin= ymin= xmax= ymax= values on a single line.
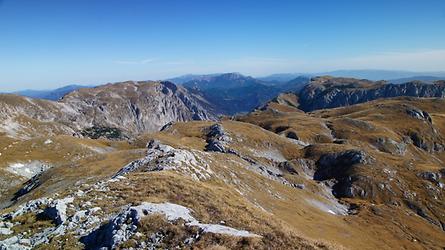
xmin=238 ymin=97 xmax=445 ymax=247
xmin=60 ymin=81 xmax=216 ymax=135
xmin=0 ymin=81 xmax=216 ymax=139
xmin=1 ymin=77 xmax=445 ymax=249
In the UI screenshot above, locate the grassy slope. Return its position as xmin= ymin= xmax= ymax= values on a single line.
xmin=2 ymin=98 xmax=445 ymax=249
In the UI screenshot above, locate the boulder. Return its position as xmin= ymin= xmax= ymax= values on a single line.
xmin=374 ymin=137 xmax=407 ymax=155
xmin=42 ymin=197 xmax=74 ymax=225
xmin=315 ymin=150 xmax=368 ymax=181
xmin=205 ymin=124 xmax=231 ymax=153
xmin=418 ymin=171 xmax=442 ymax=183
xmin=405 ymin=107 xmax=432 ymax=123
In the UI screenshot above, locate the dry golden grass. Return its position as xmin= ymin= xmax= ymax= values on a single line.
xmin=238 ymin=109 xmax=332 ymax=143
xmin=3 ymin=97 xmax=445 ymax=249
xmin=235 ymin=97 xmax=445 ymax=249
xmin=108 ymin=171 xmax=339 ymax=250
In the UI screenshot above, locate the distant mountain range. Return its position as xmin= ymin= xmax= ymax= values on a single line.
xmin=13 ymin=85 xmax=90 ymax=101
xmin=388 ymin=76 xmax=445 ymax=84
xmin=182 ymin=73 xmax=309 ymax=115
xmin=7 ymin=70 xmax=445 ymax=116
xmin=166 ymin=73 xmax=223 ymax=84
xmin=259 ymin=70 xmax=445 ymax=82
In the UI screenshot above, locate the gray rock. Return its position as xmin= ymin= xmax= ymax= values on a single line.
xmin=0 ymin=228 xmax=12 ymax=235
xmin=42 ymin=197 xmax=74 ymax=225
xmin=205 ymin=124 xmax=231 ymax=153
xmin=374 ymin=137 xmax=407 ymax=155
xmin=277 ymin=161 xmax=299 ymax=175
xmin=3 ymin=197 xmax=51 ymax=220
xmin=285 ymin=131 xmax=299 ymax=140
xmin=206 ymin=139 xmax=226 ymax=153
xmin=315 ymin=150 xmax=369 ymax=181
xmin=13 ymin=173 xmax=42 ymax=200
xmin=314 ymin=150 xmax=372 ymax=198
xmin=293 ymin=184 xmax=305 ymax=189
xmin=418 ymin=171 xmax=442 ymax=183
xmin=405 ymin=107 xmax=432 ymax=123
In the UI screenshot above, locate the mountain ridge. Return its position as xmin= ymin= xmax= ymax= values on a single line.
xmin=0 ymin=80 xmax=216 ymax=139
xmin=260 ymin=76 xmax=445 ymax=112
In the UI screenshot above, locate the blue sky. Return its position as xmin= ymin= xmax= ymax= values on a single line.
xmin=1 ymin=0 xmax=445 ymax=91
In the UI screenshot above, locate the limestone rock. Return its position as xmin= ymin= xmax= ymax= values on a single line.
xmin=42 ymin=197 xmax=74 ymax=225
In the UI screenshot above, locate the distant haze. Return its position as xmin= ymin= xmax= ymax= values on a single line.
xmin=1 ymin=1 xmax=445 ymax=91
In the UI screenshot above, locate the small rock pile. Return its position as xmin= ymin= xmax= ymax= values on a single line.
xmin=205 ymin=124 xmax=232 ymax=153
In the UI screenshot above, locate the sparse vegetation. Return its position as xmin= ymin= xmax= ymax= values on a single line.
xmin=80 ymin=126 xmax=125 ymax=140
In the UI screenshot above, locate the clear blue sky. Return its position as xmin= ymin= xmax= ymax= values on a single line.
xmin=1 ymin=0 xmax=445 ymax=91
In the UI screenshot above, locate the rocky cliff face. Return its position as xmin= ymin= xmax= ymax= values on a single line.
xmin=298 ymin=76 xmax=445 ymax=111
xmin=0 ymin=81 xmax=216 ymax=138
xmin=60 ymin=81 xmax=216 ymax=136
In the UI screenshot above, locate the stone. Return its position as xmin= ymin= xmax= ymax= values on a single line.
xmin=277 ymin=161 xmax=299 ymax=175
xmin=405 ymin=107 xmax=432 ymax=123
xmin=315 ymin=150 xmax=369 ymax=181
xmin=0 ymin=228 xmax=12 ymax=235
xmin=42 ymin=197 xmax=74 ymax=225
xmin=375 ymin=137 xmax=407 ymax=155
xmin=205 ymin=124 xmax=231 ymax=153
xmin=418 ymin=171 xmax=442 ymax=183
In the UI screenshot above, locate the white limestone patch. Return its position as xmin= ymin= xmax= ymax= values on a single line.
xmin=0 ymin=228 xmax=13 ymax=235
xmin=190 ymin=222 xmax=257 ymax=237
xmin=82 ymin=144 xmax=115 ymax=154
xmin=6 ymin=161 xmax=51 ymax=179
xmin=251 ymin=148 xmax=287 ymax=162
xmin=306 ymin=199 xmax=348 ymax=215
xmin=0 ymin=119 xmax=24 ymax=137
xmin=134 ymin=202 xmax=260 ymax=237
xmin=287 ymin=138 xmax=309 ymax=147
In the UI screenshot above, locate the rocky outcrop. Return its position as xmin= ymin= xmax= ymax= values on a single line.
xmin=405 ymin=106 xmax=432 ymax=123
xmin=42 ymin=197 xmax=74 ymax=225
xmin=81 ymin=202 xmax=259 ymax=250
xmin=298 ymin=77 xmax=445 ymax=111
xmin=0 ymin=195 xmax=103 ymax=250
xmin=13 ymin=173 xmax=42 ymax=200
xmin=113 ymin=139 xmax=213 ymax=180
xmin=314 ymin=150 xmax=369 ymax=181
xmin=205 ymin=124 xmax=232 ymax=153
xmin=418 ymin=171 xmax=443 ymax=184
xmin=314 ymin=150 xmax=373 ymax=198
xmin=373 ymin=137 xmax=407 ymax=156
xmin=60 ymin=81 xmax=216 ymax=136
